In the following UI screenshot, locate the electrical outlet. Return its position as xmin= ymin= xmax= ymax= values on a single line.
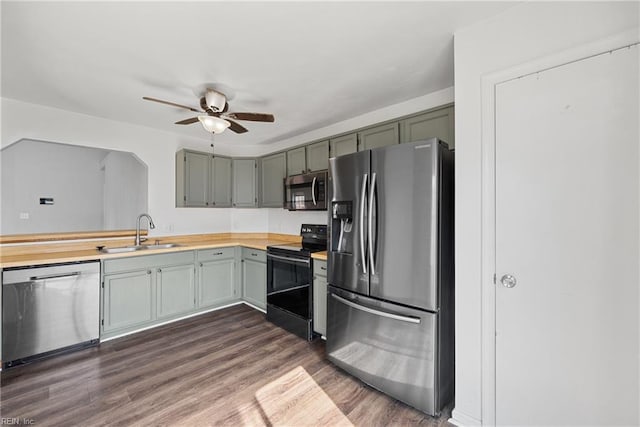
xmin=19 ymin=212 xmax=29 ymax=220
xmin=164 ymin=223 xmax=174 ymax=232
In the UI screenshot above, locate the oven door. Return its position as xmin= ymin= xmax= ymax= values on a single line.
xmin=266 ymin=252 xmax=312 ymax=319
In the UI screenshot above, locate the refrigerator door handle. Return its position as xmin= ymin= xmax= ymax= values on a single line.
xmin=368 ymin=172 xmax=377 ymax=275
xmin=360 ymin=173 xmax=368 ymax=274
xmin=331 ymin=293 xmax=421 ymax=324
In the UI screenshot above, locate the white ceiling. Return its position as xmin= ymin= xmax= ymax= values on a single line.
xmin=1 ymin=1 xmax=513 ymax=146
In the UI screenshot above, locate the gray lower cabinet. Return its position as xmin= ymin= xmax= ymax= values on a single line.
xmin=232 ymin=158 xmax=258 ymax=207
xmin=103 ymin=269 xmax=154 ymax=333
xmin=102 ymin=251 xmax=196 ymax=338
xmin=399 ymin=105 xmax=455 ymax=148
xmin=261 ymin=152 xmax=286 ymax=207
xmin=156 ymin=264 xmax=196 ymax=319
xmin=313 ymin=259 xmax=327 ymax=337
xmin=306 ymin=140 xmax=329 ymax=172
xmin=287 ymin=146 xmax=307 ymax=176
xmin=330 ymin=133 xmax=358 ymax=158
xmin=358 ymin=122 xmax=399 ymax=150
xmin=197 ymin=247 xmax=238 ymax=308
xmin=242 ymin=248 xmax=266 ymax=310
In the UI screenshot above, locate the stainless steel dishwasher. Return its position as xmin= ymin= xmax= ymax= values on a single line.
xmin=2 ymin=261 xmax=100 ymax=367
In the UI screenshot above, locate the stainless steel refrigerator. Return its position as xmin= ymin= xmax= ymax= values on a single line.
xmin=326 ymin=138 xmax=454 ymax=416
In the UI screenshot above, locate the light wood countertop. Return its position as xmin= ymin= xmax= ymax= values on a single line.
xmin=0 ymin=233 xmax=301 ymax=268
xmin=311 ymin=251 xmax=327 ymax=261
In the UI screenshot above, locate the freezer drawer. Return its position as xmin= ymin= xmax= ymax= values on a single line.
xmin=326 ymin=286 xmax=444 ymax=416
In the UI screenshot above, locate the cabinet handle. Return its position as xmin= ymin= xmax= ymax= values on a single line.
xmin=320 ymin=266 xmax=327 ymax=271
xmin=200 ymin=263 xmax=203 ymax=267
xmin=213 ymin=252 xmax=223 ymax=256
xmin=158 ymin=268 xmax=162 ymax=273
xmin=251 ymin=253 xmax=258 ymax=257
xmin=147 ymin=270 xmax=151 ymax=275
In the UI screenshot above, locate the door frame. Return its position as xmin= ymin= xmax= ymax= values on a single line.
xmin=478 ymin=29 xmax=639 ymax=426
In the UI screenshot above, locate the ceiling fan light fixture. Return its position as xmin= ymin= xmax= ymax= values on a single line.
xmin=198 ymin=115 xmax=230 ymax=134
xmin=204 ymin=90 xmax=226 ymax=112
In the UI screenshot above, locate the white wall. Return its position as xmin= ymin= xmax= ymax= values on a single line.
xmin=1 ymin=87 xmax=452 ymax=237
xmin=102 ymin=150 xmax=148 ymax=230
xmin=1 ymin=140 xmax=106 ymax=233
xmin=452 ymin=2 xmax=639 ymax=425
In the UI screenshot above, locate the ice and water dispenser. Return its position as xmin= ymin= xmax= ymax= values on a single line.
xmin=331 ymin=201 xmax=353 ymax=254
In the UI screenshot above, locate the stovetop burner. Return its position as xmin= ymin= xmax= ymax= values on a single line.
xmin=268 ymin=224 xmax=327 ymax=256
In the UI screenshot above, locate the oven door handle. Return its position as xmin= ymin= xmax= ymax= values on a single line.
xmin=267 ymin=253 xmax=311 ymax=265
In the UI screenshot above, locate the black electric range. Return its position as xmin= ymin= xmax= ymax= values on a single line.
xmin=266 ymin=224 xmax=327 ymax=340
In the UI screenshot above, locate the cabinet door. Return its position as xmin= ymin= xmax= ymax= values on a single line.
xmin=212 ymin=156 xmax=232 ymax=207
xmin=156 ymin=264 xmax=196 ymax=319
xmin=198 ymin=259 xmax=236 ymax=308
xmin=400 ymin=105 xmax=455 ymax=148
xmin=184 ymin=151 xmax=210 ymax=207
xmin=287 ymin=147 xmax=307 ymax=176
xmin=313 ymin=274 xmax=327 ymax=336
xmin=243 ymin=258 xmax=266 ymax=310
xmin=306 ymin=140 xmax=329 ymax=172
xmin=359 ymin=122 xmax=399 ymax=150
xmin=103 ymin=269 xmax=154 ymax=332
xmin=330 ymin=133 xmax=358 ymax=158
xmin=232 ymin=159 xmax=257 ymax=207
xmin=261 ymin=153 xmax=286 ymax=208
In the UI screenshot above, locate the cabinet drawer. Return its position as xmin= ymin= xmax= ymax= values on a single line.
xmin=314 ymin=259 xmax=327 ymax=277
xmin=197 ymin=247 xmax=236 ymax=261
xmin=104 ymin=251 xmax=195 ymax=274
xmin=242 ymin=247 xmax=266 ymax=263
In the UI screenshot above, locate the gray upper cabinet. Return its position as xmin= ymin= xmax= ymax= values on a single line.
xmin=287 ymin=147 xmax=307 ymax=176
xmin=400 ymin=105 xmax=455 ymax=148
xmin=232 ymin=158 xmax=257 ymax=207
xmin=261 ymin=152 xmax=286 ymax=208
xmin=211 ymin=156 xmax=232 ymax=207
xmin=176 ymin=149 xmax=232 ymax=208
xmin=306 ymin=140 xmax=329 ymax=172
xmin=330 ymin=133 xmax=358 ymax=158
xmin=358 ymin=122 xmax=399 ymax=151
xmin=177 ymin=150 xmax=209 ymax=207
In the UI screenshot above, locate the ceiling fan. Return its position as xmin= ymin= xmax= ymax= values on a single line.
xmin=143 ymin=89 xmax=275 ymax=134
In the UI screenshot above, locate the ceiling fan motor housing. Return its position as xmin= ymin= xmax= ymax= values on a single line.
xmin=205 ymin=90 xmax=227 ymax=112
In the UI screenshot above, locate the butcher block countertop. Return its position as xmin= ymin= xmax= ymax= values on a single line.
xmin=311 ymin=251 xmax=327 ymax=261
xmin=0 ymin=233 xmax=302 ymax=269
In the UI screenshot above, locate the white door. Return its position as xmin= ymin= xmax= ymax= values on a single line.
xmin=495 ymin=46 xmax=639 ymax=425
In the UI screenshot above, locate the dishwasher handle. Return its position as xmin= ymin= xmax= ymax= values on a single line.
xmin=29 ymin=271 xmax=82 ymax=281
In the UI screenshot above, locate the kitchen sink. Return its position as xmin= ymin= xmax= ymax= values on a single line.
xmin=99 ymin=243 xmax=182 ymax=254
xmin=99 ymin=245 xmax=147 ymax=254
xmin=142 ymin=243 xmax=182 ymax=250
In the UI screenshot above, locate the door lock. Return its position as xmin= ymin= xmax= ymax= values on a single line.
xmin=500 ymin=274 xmax=517 ymax=288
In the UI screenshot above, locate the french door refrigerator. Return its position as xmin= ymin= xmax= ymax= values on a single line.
xmin=326 ymin=138 xmax=454 ymax=416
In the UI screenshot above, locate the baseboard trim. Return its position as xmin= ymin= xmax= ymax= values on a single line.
xmin=242 ymin=301 xmax=266 ymax=313
xmin=449 ymin=409 xmax=482 ymax=427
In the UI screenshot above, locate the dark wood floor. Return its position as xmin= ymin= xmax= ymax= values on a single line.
xmin=1 ymin=304 xmax=452 ymax=426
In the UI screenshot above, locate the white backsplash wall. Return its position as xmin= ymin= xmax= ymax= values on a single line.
xmin=230 ymin=208 xmax=269 ymax=233
xmin=267 ymin=208 xmax=328 ymax=235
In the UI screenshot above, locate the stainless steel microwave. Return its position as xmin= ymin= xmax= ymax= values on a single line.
xmin=284 ymin=170 xmax=328 ymax=211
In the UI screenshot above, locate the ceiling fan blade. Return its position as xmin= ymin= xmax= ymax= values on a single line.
xmin=226 ymin=119 xmax=248 ymax=134
xmin=143 ymin=97 xmax=201 ymax=113
xmin=226 ymin=112 xmax=275 ymax=122
xmin=175 ymin=117 xmax=200 ymax=125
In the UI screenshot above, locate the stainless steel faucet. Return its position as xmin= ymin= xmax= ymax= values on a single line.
xmin=135 ymin=213 xmax=156 ymax=246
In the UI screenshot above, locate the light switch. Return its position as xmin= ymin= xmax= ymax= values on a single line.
xmin=19 ymin=212 xmax=29 ymax=220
